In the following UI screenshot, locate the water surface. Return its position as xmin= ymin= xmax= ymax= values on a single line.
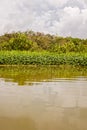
xmin=0 ymin=65 xmax=87 ymax=130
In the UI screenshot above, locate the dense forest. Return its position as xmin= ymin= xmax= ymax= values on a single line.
xmin=0 ymin=31 xmax=87 ymax=52
xmin=0 ymin=31 xmax=87 ymax=65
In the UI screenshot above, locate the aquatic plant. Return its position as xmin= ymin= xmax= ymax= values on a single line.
xmin=0 ymin=51 xmax=87 ymax=66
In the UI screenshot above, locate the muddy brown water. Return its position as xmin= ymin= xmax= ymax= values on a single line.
xmin=0 ymin=66 xmax=87 ymax=130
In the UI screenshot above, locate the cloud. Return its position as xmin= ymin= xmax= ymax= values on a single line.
xmin=0 ymin=0 xmax=87 ymax=38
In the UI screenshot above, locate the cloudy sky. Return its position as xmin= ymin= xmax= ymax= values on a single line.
xmin=0 ymin=0 xmax=87 ymax=38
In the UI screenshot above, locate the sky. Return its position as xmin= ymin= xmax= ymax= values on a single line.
xmin=0 ymin=0 xmax=87 ymax=38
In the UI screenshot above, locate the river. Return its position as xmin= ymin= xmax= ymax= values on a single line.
xmin=0 ymin=65 xmax=87 ymax=130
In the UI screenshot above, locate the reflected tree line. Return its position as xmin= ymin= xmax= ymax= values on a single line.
xmin=0 ymin=65 xmax=87 ymax=85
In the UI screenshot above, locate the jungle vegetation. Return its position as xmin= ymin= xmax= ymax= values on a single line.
xmin=0 ymin=31 xmax=87 ymax=52
xmin=0 ymin=31 xmax=87 ymax=66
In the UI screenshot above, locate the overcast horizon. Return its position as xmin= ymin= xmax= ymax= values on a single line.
xmin=0 ymin=0 xmax=87 ymax=38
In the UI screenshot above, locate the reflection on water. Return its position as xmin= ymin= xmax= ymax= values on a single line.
xmin=0 ymin=66 xmax=87 ymax=130
xmin=0 ymin=65 xmax=87 ymax=85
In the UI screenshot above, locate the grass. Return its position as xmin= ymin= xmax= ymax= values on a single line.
xmin=0 ymin=51 xmax=87 ymax=66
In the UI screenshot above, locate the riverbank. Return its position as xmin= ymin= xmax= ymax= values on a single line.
xmin=0 ymin=51 xmax=87 ymax=66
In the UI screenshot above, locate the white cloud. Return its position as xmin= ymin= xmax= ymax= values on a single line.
xmin=0 ymin=0 xmax=87 ymax=38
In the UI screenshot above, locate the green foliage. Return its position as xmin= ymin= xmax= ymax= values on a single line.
xmin=1 ymin=33 xmax=33 ymax=50
xmin=0 ymin=51 xmax=87 ymax=66
xmin=0 ymin=31 xmax=87 ymax=52
xmin=0 ymin=31 xmax=87 ymax=66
